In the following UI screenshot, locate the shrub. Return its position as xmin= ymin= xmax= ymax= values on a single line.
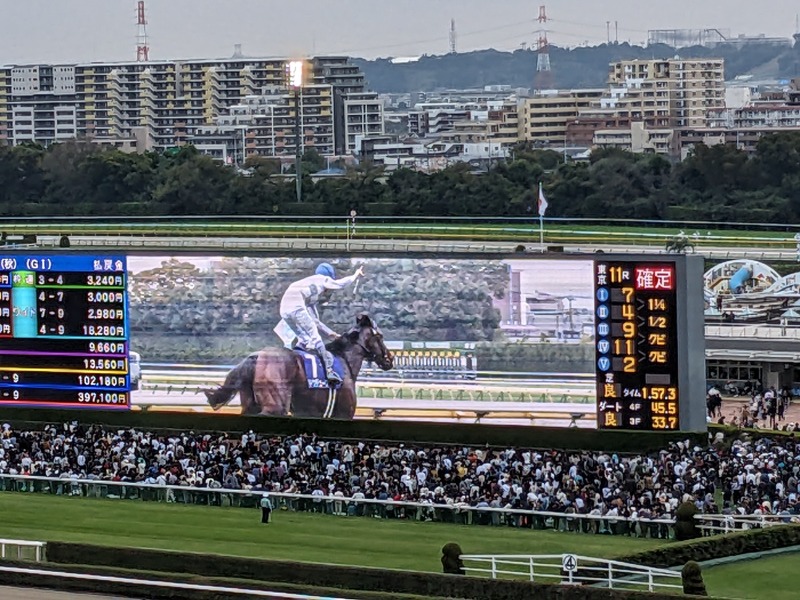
xmin=681 ymin=561 xmax=708 ymax=597
xmin=441 ymin=543 xmax=464 ymax=575
xmin=674 ymin=501 xmax=701 ymax=541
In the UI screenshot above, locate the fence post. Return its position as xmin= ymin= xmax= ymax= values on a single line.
xmin=529 ymin=556 xmax=534 ymax=581
xmin=648 ymin=571 xmax=654 ymax=592
xmin=608 ymin=563 xmax=613 ymax=589
xmin=491 ymin=557 xmax=497 ymax=579
xmin=1 ymin=542 xmax=4 ymax=559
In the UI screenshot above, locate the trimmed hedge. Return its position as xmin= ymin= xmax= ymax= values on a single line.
xmin=43 ymin=543 xmax=710 ymax=600
xmin=618 ymin=524 xmax=800 ymax=568
xmin=0 ymin=406 xmax=705 ymax=453
xmin=0 ymin=559 xmax=434 ymax=600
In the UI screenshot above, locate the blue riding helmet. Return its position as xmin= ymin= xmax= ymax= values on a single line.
xmin=315 ymin=263 xmax=336 ymax=279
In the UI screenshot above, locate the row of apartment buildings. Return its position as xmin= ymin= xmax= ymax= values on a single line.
xmin=0 ymin=56 xmax=384 ymax=159
xmin=388 ymin=58 xmax=800 ymax=166
xmin=5 ymin=54 xmax=800 ymax=167
xmin=391 ymin=58 xmax=729 ymax=164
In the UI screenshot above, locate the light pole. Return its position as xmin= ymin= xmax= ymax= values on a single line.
xmin=287 ymin=60 xmax=304 ymax=203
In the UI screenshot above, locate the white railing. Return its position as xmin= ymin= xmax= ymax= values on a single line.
xmin=1 ymin=474 xmax=783 ymax=539
xmin=0 ymin=474 xmax=674 ymax=537
xmin=0 ymin=565 xmax=355 ymax=599
xmin=0 ymin=538 xmax=46 ymax=562
xmin=460 ymin=554 xmax=683 ymax=592
xmin=696 ymin=513 xmax=796 ymax=534
xmin=705 ymin=324 xmax=800 ymax=340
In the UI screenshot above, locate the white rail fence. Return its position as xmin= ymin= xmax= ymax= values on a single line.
xmin=696 ymin=513 xmax=795 ymax=533
xmin=460 ymin=553 xmax=683 ymax=592
xmin=0 ymin=539 xmax=46 ymax=562
xmin=0 ymin=474 xmax=788 ymax=538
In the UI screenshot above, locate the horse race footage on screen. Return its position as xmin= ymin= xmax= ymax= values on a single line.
xmin=127 ymin=255 xmax=597 ymax=425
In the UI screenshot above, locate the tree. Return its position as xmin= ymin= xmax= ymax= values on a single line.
xmin=152 ymin=152 xmax=235 ymax=215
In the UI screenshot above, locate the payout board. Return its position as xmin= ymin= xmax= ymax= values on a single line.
xmin=0 ymin=254 xmax=130 ymax=409
xmin=0 ymin=251 xmax=706 ymax=431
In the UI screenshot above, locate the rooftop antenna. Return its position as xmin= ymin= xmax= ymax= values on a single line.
xmin=449 ymin=19 xmax=457 ymax=54
xmin=136 ymin=1 xmax=150 ymax=62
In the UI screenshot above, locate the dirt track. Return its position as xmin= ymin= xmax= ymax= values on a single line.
xmin=718 ymin=396 xmax=800 ymax=431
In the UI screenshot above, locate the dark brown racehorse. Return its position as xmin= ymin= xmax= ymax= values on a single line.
xmin=203 ymin=314 xmax=393 ymax=419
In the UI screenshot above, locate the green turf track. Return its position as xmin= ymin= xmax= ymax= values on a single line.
xmin=2 ymin=220 xmax=798 ymax=248
xmin=0 ymin=492 xmax=664 ymax=573
xmin=701 ymin=553 xmax=800 ymax=600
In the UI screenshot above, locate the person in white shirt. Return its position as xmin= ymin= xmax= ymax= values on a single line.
xmin=276 ymin=263 xmax=363 ymax=383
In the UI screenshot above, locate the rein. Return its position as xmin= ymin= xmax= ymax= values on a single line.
xmin=331 ymin=336 xmax=384 ymax=382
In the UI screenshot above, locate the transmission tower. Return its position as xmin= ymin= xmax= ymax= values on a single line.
xmin=534 ymin=5 xmax=554 ymax=90
xmin=449 ymin=19 xmax=457 ymax=54
xmin=136 ymin=1 xmax=150 ymax=62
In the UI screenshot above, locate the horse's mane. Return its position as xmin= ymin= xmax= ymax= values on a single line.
xmin=327 ymin=329 xmax=358 ymax=355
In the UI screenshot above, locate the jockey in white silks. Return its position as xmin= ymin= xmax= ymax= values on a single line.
xmin=275 ymin=263 xmax=363 ymax=384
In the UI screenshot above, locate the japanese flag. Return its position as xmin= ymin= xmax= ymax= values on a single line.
xmin=537 ymin=182 xmax=549 ymax=217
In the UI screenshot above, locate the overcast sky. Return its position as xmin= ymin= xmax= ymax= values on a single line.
xmin=2 ymin=0 xmax=799 ymax=64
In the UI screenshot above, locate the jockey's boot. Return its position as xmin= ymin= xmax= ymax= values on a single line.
xmin=326 ymin=368 xmax=343 ymax=384
xmin=318 ymin=346 xmax=343 ymax=384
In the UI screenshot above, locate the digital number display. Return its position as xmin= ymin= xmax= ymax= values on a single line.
xmin=0 ymin=255 xmax=130 ymax=409
xmin=594 ymin=262 xmax=680 ymax=431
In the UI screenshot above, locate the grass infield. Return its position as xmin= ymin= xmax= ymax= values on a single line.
xmin=0 ymin=492 xmax=665 ymax=573
xmin=702 ymin=553 xmax=800 ymax=600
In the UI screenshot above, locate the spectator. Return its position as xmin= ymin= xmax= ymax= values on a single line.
xmin=0 ymin=422 xmax=798 ymax=530
xmin=260 ymin=492 xmax=273 ymax=523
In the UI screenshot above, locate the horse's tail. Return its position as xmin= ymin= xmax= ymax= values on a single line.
xmin=204 ymin=354 xmax=257 ymax=410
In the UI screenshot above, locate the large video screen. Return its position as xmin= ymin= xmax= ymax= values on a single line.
xmin=0 ymin=252 xmax=706 ymax=430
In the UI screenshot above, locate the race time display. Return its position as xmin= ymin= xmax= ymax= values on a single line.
xmin=594 ymin=259 xmax=704 ymax=431
xmin=0 ymin=251 xmax=706 ymax=431
xmin=0 ymin=254 xmax=130 ymax=409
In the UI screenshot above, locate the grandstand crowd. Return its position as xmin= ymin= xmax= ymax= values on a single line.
xmin=0 ymin=421 xmax=798 ymax=531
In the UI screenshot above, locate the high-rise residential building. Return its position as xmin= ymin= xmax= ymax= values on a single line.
xmin=408 ymin=103 xmax=472 ymax=137
xmin=560 ymin=58 xmax=726 ymax=156
xmin=408 ymin=99 xmax=519 ymax=148
xmin=606 ymin=58 xmax=725 ymax=129
xmin=518 ymin=89 xmax=604 ymax=146
xmin=342 ymin=92 xmax=385 ymax=154
xmin=439 ymin=100 xmax=520 ymax=147
xmin=0 ymin=56 xmax=379 ymax=156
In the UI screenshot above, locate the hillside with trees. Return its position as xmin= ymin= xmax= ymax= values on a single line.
xmin=2 ymin=134 xmax=800 ymax=224
xmin=353 ymin=42 xmax=800 ymax=93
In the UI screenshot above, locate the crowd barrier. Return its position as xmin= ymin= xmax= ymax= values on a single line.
xmin=0 ymin=538 xmax=45 ymax=562
xmin=460 ymin=553 xmax=683 ymax=592
xmin=0 ymin=473 xmax=778 ymax=539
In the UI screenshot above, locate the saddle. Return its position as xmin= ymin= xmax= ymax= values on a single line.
xmin=291 ymin=346 xmax=345 ymax=390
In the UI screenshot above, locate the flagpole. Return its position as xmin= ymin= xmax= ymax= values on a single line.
xmin=539 ymin=214 xmax=544 ymax=245
xmin=538 ymin=181 xmax=545 ymax=245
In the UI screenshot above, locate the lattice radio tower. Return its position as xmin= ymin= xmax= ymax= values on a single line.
xmin=136 ymin=1 xmax=150 ymax=62
xmin=534 ymin=5 xmax=554 ymax=90
xmin=449 ymin=19 xmax=457 ymax=54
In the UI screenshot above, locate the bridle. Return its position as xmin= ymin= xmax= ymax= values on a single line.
xmin=353 ymin=329 xmax=391 ymax=365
